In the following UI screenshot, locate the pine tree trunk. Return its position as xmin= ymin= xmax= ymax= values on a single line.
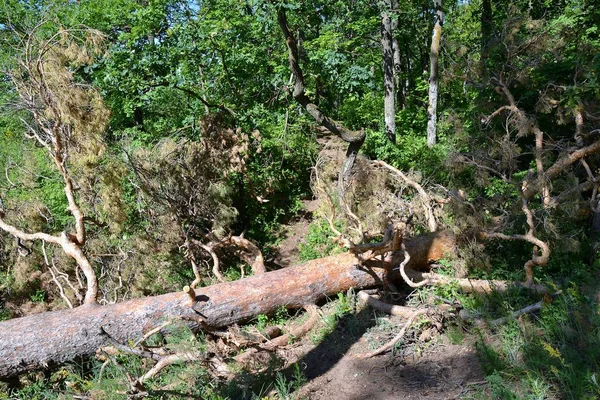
xmin=0 ymin=232 xmax=454 ymax=378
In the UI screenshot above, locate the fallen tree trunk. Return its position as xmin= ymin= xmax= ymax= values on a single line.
xmin=0 ymin=232 xmax=454 ymax=378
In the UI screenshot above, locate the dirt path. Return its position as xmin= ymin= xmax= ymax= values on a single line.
xmin=298 ymin=342 xmax=482 ymax=400
xmin=282 ymin=305 xmax=484 ymax=400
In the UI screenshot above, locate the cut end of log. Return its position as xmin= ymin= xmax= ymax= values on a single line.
xmin=183 ymin=286 xmax=195 ymax=304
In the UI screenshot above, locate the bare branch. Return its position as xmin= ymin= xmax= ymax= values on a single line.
xmin=357 ymin=290 xmax=420 ymax=318
xmin=42 ymin=243 xmax=73 ymax=309
xmin=522 ymin=139 xmax=600 ymax=199
xmin=483 ymin=197 xmax=550 ymax=285
xmin=402 ymin=267 xmax=549 ymax=294
xmin=196 ymin=240 xmax=224 ymax=282
xmin=357 ymin=311 xmax=424 ymax=359
xmin=373 ymin=160 xmax=437 ymax=232
xmin=227 ymin=236 xmax=266 ymax=275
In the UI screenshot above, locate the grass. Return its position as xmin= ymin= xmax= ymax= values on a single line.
xmin=298 ymin=219 xmax=346 ymax=262
xmin=453 ymin=282 xmax=600 ymax=400
xmin=310 ymin=291 xmax=355 ymax=344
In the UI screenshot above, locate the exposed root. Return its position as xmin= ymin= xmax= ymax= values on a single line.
xmin=372 ymin=160 xmax=437 ymax=232
xmin=402 ymin=268 xmax=549 ymax=294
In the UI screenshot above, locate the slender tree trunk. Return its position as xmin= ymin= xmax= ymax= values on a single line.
xmin=381 ymin=0 xmax=396 ymax=143
xmin=0 ymin=232 xmax=454 ymax=378
xmin=427 ymin=0 xmax=444 ymax=148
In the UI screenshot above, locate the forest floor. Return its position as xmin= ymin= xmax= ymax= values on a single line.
xmin=254 ymin=207 xmax=486 ymax=400
xmin=289 ymin=306 xmax=484 ymax=400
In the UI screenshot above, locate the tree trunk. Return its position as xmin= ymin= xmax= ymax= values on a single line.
xmin=381 ymin=0 xmax=396 ymax=143
xmin=277 ymin=8 xmax=365 ymax=185
xmin=0 ymin=232 xmax=453 ymax=378
xmin=427 ymin=0 xmax=444 ymax=148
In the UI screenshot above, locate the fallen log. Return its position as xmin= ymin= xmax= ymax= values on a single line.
xmin=0 ymin=232 xmax=454 ymax=378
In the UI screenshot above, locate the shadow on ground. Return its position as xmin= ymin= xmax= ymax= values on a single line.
xmin=220 ymin=301 xmax=484 ymax=399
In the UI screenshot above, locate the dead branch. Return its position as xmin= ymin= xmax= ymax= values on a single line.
xmin=264 ymin=304 xmax=320 ymax=349
xmin=193 ymin=239 xmax=224 ymax=282
xmin=402 ymin=267 xmax=549 ymax=294
xmin=140 ymin=352 xmax=203 ymax=384
xmin=460 ymin=291 xmax=561 ymax=326
xmin=489 ymin=81 xmax=552 ymax=206
xmin=43 ymin=243 xmax=73 ymax=309
xmin=189 ymin=259 xmax=202 ymax=289
xmin=397 ymin=243 xmax=430 ymax=288
xmin=226 ymin=235 xmax=266 ymax=275
xmin=373 ymin=160 xmax=437 ymax=232
xmin=0 ymin=215 xmax=97 ymax=304
xmin=190 ymin=234 xmax=266 ymax=281
xmin=133 ymin=321 xmax=175 ymax=348
xmin=183 ymin=285 xmax=196 ymax=305
xmin=357 ymin=311 xmax=425 ymax=359
xmin=0 ymin=26 xmax=102 ymax=305
xmin=482 ymin=196 xmax=550 ymax=286
xmin=357 ymin=291 xmax=419 ymax=318
xmin=489 ymin=291 xmax=561 ymax=326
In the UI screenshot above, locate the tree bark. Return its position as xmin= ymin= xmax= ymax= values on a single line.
xmin=0 ymin=232 xmax=453 ymax=378
xmin=381 ymin=0 xmax=396 ymax=143
xmin=427 ymin=0 xmax=444 ymax=148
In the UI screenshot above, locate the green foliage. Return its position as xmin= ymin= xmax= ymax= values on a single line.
xmin=274 ymin=363 xmax=307 ymax=400
xmin=473 ymin=286 xmax=600 ymax=400
xmin=0 ymin=1 xmax=600 ymax=398
xmin=298 ymin=219 xmax=345 ymax=262
xmin=29 ymin=289 xmax=45 ymax=304
xmin=311 ymin=291 xmax=355 ymax=344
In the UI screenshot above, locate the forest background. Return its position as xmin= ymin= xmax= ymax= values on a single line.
xmin=0 ymin=0 xmax=599 ymax=398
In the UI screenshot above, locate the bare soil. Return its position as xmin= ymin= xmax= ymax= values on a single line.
xmin=287 ymin=306 xmax=484 ymax=400
xmin=297 ymin=341 xmax=482 ymax=400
